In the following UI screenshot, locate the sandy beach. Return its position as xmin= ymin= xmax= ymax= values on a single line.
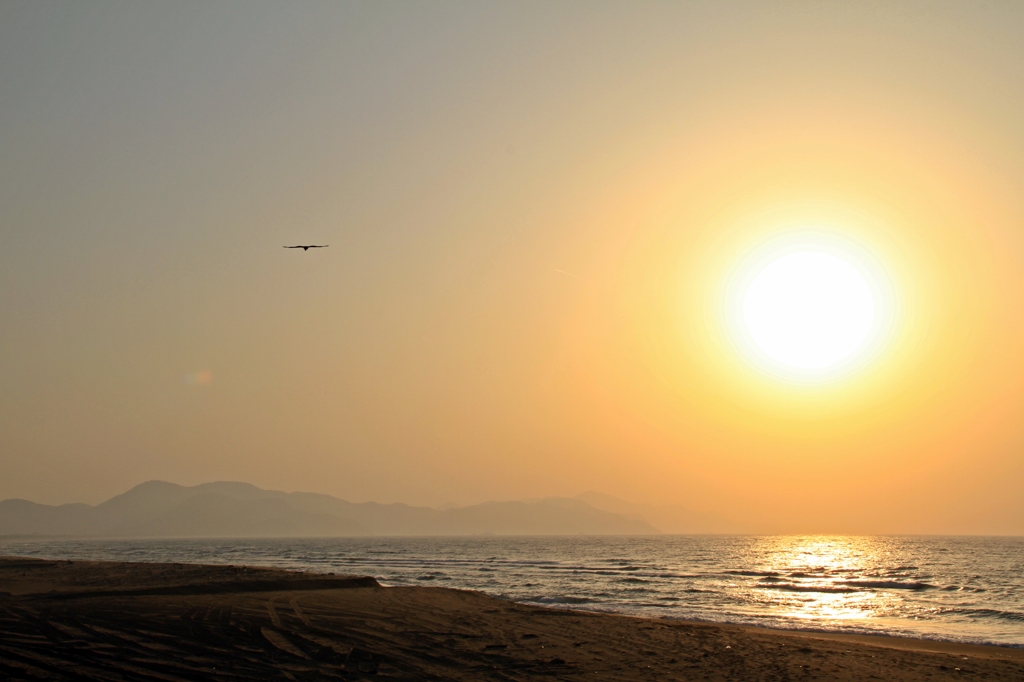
xmin=1 ymin=556 xmax=1022 ymax=680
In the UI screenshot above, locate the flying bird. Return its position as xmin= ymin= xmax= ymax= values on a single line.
xmin=283 ymin=244 xmax=329 ymax=251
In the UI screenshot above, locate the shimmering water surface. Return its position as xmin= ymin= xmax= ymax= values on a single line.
xmin=3 ymin=535 xmax=1022 ymax=647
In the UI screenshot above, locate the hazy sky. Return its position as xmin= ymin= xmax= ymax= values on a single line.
xmin=3 ymin=1 xmax=1024 ymax=534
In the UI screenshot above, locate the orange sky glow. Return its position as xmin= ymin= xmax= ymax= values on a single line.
xmin=2 ymin=1 xmax=1023 ymax=534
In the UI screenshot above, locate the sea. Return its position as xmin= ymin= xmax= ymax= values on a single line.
xmin=2 ymin=535 xmax=1022 ymax=648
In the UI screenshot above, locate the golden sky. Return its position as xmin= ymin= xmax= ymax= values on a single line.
xmin=2 ymin=1 xmax=1023 ymax=533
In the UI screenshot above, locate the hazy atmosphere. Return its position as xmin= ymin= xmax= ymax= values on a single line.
xmin=3 ymin=1 xmax=1024 ymax=535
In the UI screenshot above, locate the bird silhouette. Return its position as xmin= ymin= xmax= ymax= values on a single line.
xmin=283 ymin=245 xmax=329 ymax=251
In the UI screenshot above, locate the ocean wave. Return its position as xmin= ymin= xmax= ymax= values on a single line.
xmin=837 ymin=580 xmax=935 ymax=591
xmin=758 ymin=579 xmax=936 ymax=593
xmin=658 ymin=573 xmax=702 ymax=579
xmin=415 ymin=574 xmax=451 ymax=581
xmin=760 ymin=583 xmax=860 ymax=593
xmin=528 ymin=596 xmax=596 ymax=605
xmin=958 ymin=608 xmax=1024 ymax=623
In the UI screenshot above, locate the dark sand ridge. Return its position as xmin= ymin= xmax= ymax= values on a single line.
xmin=1 ymin=556 xmax=1022 ymax=681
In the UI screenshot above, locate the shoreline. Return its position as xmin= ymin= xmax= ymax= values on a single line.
xmin=7 ymin=542 xmax=1023 ymax=651
xmin=510 ymin=605 xmax=1024 ymax=659
xmin=2 ymin=555 xmax=1024 ymax=680
xmin=664 ymin=617 xmax=1024 ymax=655
xmin=705 ymin=622 xmax=1024 ymax=661
xmin=7 ymin=551 xmax=1024 ymax=652
xmin=518 ymin=601 xmax=1024 ymax=653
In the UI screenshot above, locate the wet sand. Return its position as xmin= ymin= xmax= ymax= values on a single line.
xmin=1 ymin=556 xmax=1022 ymax=680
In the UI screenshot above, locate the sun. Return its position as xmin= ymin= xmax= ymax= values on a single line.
xmin=724 ymin=231 xmax=895 ymax=381
xmin=743 ymin=251 xmax=875 ymax=370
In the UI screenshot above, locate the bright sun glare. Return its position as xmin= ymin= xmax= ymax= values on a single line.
xmin=739 ymin=250 xmax=878 ymax=373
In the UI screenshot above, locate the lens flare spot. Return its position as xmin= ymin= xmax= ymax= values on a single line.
xmin=183 ymin=370 xmax=213 ymax=385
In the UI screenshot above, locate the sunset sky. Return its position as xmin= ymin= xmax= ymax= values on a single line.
xmin=3 ymin=1 xmax=1024 ymax=534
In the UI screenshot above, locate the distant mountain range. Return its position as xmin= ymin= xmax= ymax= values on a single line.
xmin=0 ymin=481 xmax=721 ymax=538
xmin=574 ymin=491 xmax=737 ymax=534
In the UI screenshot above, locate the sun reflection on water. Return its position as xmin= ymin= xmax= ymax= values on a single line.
xmin=749 ymin=536 xmax=902 ymax=623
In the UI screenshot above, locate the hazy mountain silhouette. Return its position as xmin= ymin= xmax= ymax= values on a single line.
xmin=575 ymin=491 xmax=739 ymax=534
xmin=0 ymin=481 xmax=659 ymax=538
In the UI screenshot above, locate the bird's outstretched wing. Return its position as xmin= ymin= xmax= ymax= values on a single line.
xmin=283 ymin=245 xmax=329 ymax=250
